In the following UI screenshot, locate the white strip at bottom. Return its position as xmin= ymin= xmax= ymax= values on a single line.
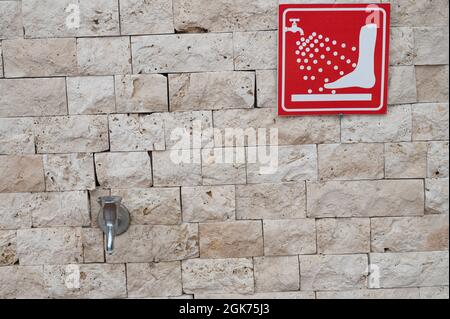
xmin=291 ymin=94 xmax=373 ymax=102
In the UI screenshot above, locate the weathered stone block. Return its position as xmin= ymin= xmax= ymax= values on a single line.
xmin=420 ymin=286 xmax=449 ymax=299
xmin=152 ymin=150 xmax=202 ymax=186
xmin=94 ymin=152 xmax=153 ymax=188
xmin=425 ymin=178 xmax=449 ymax=215
xmin=236 ymin=182 xmax=306 ymax=220
xmin=263 ymin=219 xmax=316 ymax=256
xmin=414 ymin=27 xmax=449 ymax=65
xmin=412 ymin=103 xmax=449 ymax=141
xmin=234 ymin=31 xmax=277 ymax=70
xmin=416 ymin=65 xmax=449 ymax=102
xmin=0 ymin=155 xmax=45 ymax=193
xmin=0 ymin=1 xmax=23 ymax=39
xmin=256 ymin=70 xmax=277 ymax=108
xmin=202 ymin=148 xmax=247 ymax=185
xmin=0 ymin=266 xmax=45 ymax=299
xmin=427 ymin=141 xmax=449 ymax=178
xmin=300 ymin=254 xmax=368 ymax=291
xmin=317 ymin=288 xmax=420 ymax=299
xmin=81 ymin=228 xmax=104 ymax=263
xmin=182 ymin=185 xmax=235 ymax=223
xmin=388 ymin=66 xmax=417 ymax=104
xmin=199 ymin=221 xmax=263 ymax=258
xmin=307 ymin=180 xmax=425 ymax=218
xmin=254 ymin=256 xmax=300 ymax=292
xmin=0 ymin=230 xmax=17 ymax=266
xmin=182 ymin=258 xmax=254 ymax=294
xmin=0 ymin=117 xmax=35 ymax=155
xmin=385 ymin=142 xmax=427 ymax=178
xmin=390 ymin=27 xmax=414 ymax=66
xmin=0 ymin=42 xmax=3 ymax=77
xmin=195 ymin=291 xmax=315 ymax=299
xmin=0 ymin=193 xmax=33 ymax=230
xmin=132 ymin=33 xmax=233 ymax=73
xmin=389 ymin=0 xmax=449 ymax=27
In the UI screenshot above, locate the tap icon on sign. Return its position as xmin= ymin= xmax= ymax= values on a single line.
xmin=285 ymin=18 xmax=304 ymax=35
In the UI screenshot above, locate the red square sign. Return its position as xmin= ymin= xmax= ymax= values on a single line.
xmin=278 ymin=4 xmax=390 ymax=116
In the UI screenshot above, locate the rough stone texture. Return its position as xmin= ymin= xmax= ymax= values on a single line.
xmin=412 ymin=103 xmax=449 ymax=141
xmin=371 ymin=215 xmax=449 ymax=252
xmin=35 ymin=116 xmax=109 ymax=153
xmin=317 ymin=218 xmax=370 ymax=254
xmin=132 ymin=33 xmax=233 ymax=73
xmin=199 ymin=221 xmax=263 ymax=258
xmin=247 ymin=145 xmax=318 ymax=184
xmin=263 ymin=219 xmax=316 ymax=256
xmin=44 ymin=263 xmax=126 ymax=299
xmin=127 ymin=262 xmax=182 ymax=298
xmin=106 ymin=224 xmax=199 ymax=263
xmin=0 ymin=1 xmax=23 ymax=39
xmin=341 ymin=104 xmax=412 ymax=143
xmin=388 ymin=67 xmax=417 ymax=105
xmin=0 ymin=230 xmax=17 ymax=266
xmin=3 ymin=38 xmax=78 ymax=77
xmin=236 ymin=182 xmax=306 ymax=220
xmin=16 ymin=227 xmax=83 ymax=266
xmin=43 ymin=153 xmax=95 ymax=191
xmin=318 ymin=144 xmax=384 ymax=181
xmin=425 ymin=178 xmax=449 ymax=215
xmin=0 ymin=266 xmax=46 ymax=299
xmin=173 ymin=0 xmax=276 ymax=32
xmin=427 ymin=141 xmax=449 ymax=178
xmin=0 ymin=155 xmax=45 ymax=193
xmin=416 ymin=65 xmax=449 ymax=103
xmin=317 ymin=288 xmax=420 ymax=299
xmin=233 ymin=31 xmax=277 ymax=70
xmin=300 ymin=255 xmax=368 ymax=291
xmin=254 ymin=256 xmax=300 ymax=293
xmin=0 ymin=193 xmax=33 ymax=230
xmin=115 ymin=74 xmax=168 ymax=113
xmin=0 ymin=117 xmax=35 ymax=154
xmin=115 ymin=188 xmax=181 ymax=225
xmin=152 ymin=150 xmax=202 ymax=186
xmin=119 ymin=0 xmax=173 ymax=35
xmin=81 ymin=228 xmax=104 ymax=263
xmin=388 ymin=0 xmax=449 ymax=27
xmin=307 ymin=180 xmax=425 ymax=218
xmin=419 ymin=286 xmax=449 ymax=299
xmin=370 ymin=251 xmax=449 ymax=288
xmin=414 ymin=27 xmax=449 ymax=65
xmin=201 ymin=148 xmax=247 ymax=185
xmin=182 ymin=185 xmax=235 ymax=223
xmin=385 ymin=142 xmax=428 ymax=178
xmin=182 ymin=258 xmax=254 ymax=294
xmin=0 ymin=43 xmax=3 ymax=77
xmin=0 ymin=78 xmax=67 ymax=117
xmin=77 ymin=37 xmax=131 ymax=75
xmin=94 ymin=152 xmax=153 ymax=188
xmin=256 ymin=70 xmax=277 ymax=108
xmin=22 ymin=0 xmax=120 ymax=38
xmin=169 ymin=71 xmax=254 ymax=111
xmin=390 ymin=27 xmax=414 ymax=66
xmin=109 ymin=114 xmax=165 ymax=152
xmin=67 ymin=76 xmax=115 ymax=115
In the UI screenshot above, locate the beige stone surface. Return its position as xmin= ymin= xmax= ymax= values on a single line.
xmin=256 ymin=70 xmax=277 ymax=108
xmin=385 ymin=142 xmax=427 ymax=178
xmin=115 ymin=188 xmax=181 ymax=225
xmin=0 ymin=230 xmax=17 ymax=266
xmin=389 ymin=27 xmax=414 ymax=66
xmin=22 ymin=0 xmax=120 ymax=38
xmin=95 ymin=152 xmax=153 ymax=188
xmin=388 ymin=67 xmax=417 ymax=104
xmin=300 ymin=254 xmax=368 ymax=291
xmin=115 ymin=74 xmax=168 ymax=113
xmin=427 ymin=141 xmax=449 ymax=178
xmin=182 ymin=258 xmax=254 ymax=294
xmin=317 ymin=288 xmax=420 ymax=299
xmin=0 ymin=43 xmax=3 ymax=77
xmin=106 ymin=224 xmax=199 ymax=263
xmin=318 ymin=143 xmax=384 ymax=180
xmin=0 ymin=117 xmax=35 ymax=154
xmin=233 ymin=31 xmax=277 ymax=70
xmin=3 ymin=38 xmax=78 ymax=77
xmin=17 ymin=227 xmax=83 ymax=265
xmin=371 ymin=215 xmax=449 ymax=252
xmin=0 ymin=1 xmax=23 ymax=39
xmin=119 ymin=0 xmax=174 ymax=35
xmin=81 ymin=228 xmax=104 ymax=263
xmin=254 ymin=256 xmax=300 ymax=292
xmin=263 ymin=219 xmax=316 ymax=256
xmin=77 ymin=37 xmax=131 ymax=75
xmin=67 ymin=76 xmax=115 ymax=115
xmin=317 ymin=218 xmax=370 ymax=254
xmin=196 ymin=291 xmax=315 ymax=299
xmin=388 ymin=0 xmax=448 ymax=27
xmin=182 ymin=185 xmax=235 ymax=223
xmin=0 ymin=78 xmax=67 ymax=117
xmin=236 ymin=182 xmax=306 ymax=220
xmin=152 ymin=150 xmax=202 ymax=186
xmin=425 ymin=178 xmax=449 ymax=215
xmin=169 ymin=71 xmax=254 ymax=111
xmin=419 ymin=286 xmax=449 ymax=299
xmin=0 ymin=266 xmax=46 ymax=299
xmin=412 ymin=103 xmax=449 ymax=141
xmin=370 ymin=251 xmax=449 ymax=288
xmin=173 ymin=0 xmax=276 ymax=32
xmin=202 ymin=148 xmax=247 ymax=185
xmin=35 ymin=116 xmax=109 ymax=153
xmin=132 ymin=33 xmax=233 ymax=73
xmin=307 ymin=180 xmax=424 ymax=218
xmin=109 ymin=114 xmax=165 ymax=152
xmin=0 ymin=193 xmax=33 ymax=230
xmin=199 ymin=221 xmax=263 ymax=258
xmin=0 ymin=155 xmax=45 ymax=193
xmin=43 ymin=153 xmax=95 ymax=191
xmin=44 ymin=263 xmax=126 ymax=299
xmin=127 ymin=262 xmax=182 ymax=298
xmin=416 ymin=65 xmax=449 ymax=103
xmin=414 ymin=27 xmax=449 ymax=65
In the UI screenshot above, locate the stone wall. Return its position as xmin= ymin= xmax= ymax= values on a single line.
xmin=0 ymin=0 xmax=448 ymax=299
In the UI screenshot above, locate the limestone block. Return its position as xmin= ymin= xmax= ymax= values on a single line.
xmin=201 ymin=148 xmax=247 ymax=185
xmin=0 ymin=230 xmax=17 ymax=266
xmin=256 ymin=70 xmax=277 ymax=108
xmin=0 ymin=1 xmax=23 ymax=39
xmin=0 ymin=117 xmax=35 ymax=154
xmin=419 ymin=286 xmax=449 ymax=299
xmin=0 ymin=266 xmax=46 ymax=299
xmin=233 ymin=31 xmax=277 ymax=70
xmin=385 ymin=142 xmax=427 ymax=178
xmin=388 ymin=66 xmax=417 ymax=104
xmin=427 ymin=141 xmax=449 ymax=178
xmin=425 ymin=178 xmax=449 ymax=215
xmin=254 ymin=256 xmax=300 ymax=292
xmin=152 ymin=150 xmax=202 ymax=186
xmin=195 ymin=291 xmax=315 ymax=299
xmin=388 ymin=0 xmax=449 ymax=27
xmin=414 ymin=27 xmax=449 ymax=65
xmin=317 ymin=288 xmax=420 ymax=299
xmin=0 ymin=155 xmax=45 ymax=193
xmin=412 ymin=103 xmax=449 ymax=141
xmin=0 ymin=193 xmax=33 ymax=230
xmin=416 ymin=65 xmax=449 ymax=103
xmin=81 ymin=228 xmax=104 ymax=263
xmin=389 ymin=27 xmax=414 ymax=66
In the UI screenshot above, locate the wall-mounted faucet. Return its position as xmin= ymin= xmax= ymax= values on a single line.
xmin=97 ymin=196 xmax=130 ymax=255
xmin=285 ymin=18 xmax=305 ymax=35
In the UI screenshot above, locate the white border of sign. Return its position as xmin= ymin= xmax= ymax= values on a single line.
xmin=281 ymin=7 xmax=387 ymax=113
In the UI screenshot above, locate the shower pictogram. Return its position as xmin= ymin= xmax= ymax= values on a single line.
xmin=278 ymin=4 xmax=390 ymax=116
